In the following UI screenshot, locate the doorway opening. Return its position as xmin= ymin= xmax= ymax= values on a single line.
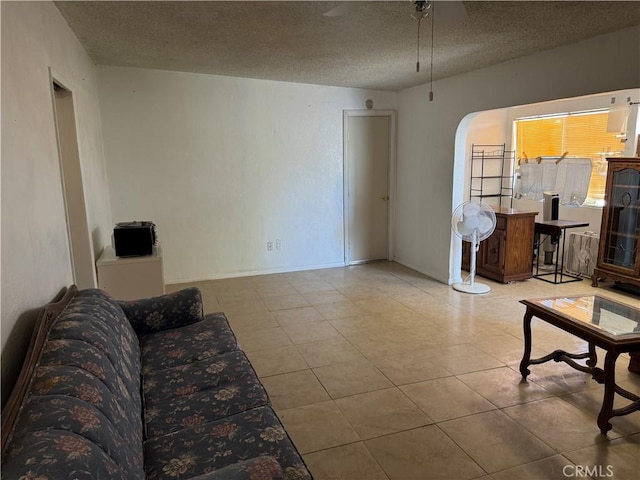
xmin=51 ymin=75 xmax=96 ymax=288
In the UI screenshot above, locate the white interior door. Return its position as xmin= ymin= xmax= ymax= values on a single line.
xmin=346 ymin=114 xmax=391 ymax=264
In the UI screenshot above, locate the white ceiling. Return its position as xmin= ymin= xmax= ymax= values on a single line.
xmin=55 ymin=1 xmax=640 ymax=91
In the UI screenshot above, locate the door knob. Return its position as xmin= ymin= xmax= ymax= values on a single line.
xmin=381 ymin=195 xmax=390 ymax=201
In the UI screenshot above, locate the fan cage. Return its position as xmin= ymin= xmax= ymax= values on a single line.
xmin=451 ymin=201 xmax=497 ymax=243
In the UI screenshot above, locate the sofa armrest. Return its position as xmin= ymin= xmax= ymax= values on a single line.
xmin=119 ymin=287 xmax=204 ymax=337
xmin=188 ymin=456 xmax=283 ymax=480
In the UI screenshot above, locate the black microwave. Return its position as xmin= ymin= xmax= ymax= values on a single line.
xmin=113 ymin=221 xmax=157 ymax=257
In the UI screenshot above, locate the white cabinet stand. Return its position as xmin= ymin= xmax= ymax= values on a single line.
xmin=96 ymin=246 xmax=165 ymax=300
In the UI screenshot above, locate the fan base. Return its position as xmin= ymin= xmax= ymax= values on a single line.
xmin=453 ymin=282 xmax=491 ymax=294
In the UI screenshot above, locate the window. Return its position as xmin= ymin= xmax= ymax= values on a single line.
xmin=514 ymin=111 xmax=625 ymax=206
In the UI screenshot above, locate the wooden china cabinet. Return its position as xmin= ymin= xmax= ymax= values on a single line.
xmin=591 ymin=158 xmax=640 ymax=375
xmin=592 ymin=158 xmax=640 ymax=289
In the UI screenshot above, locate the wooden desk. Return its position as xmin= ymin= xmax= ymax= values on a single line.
xmin=533 ymin=220 xmax=589 ymax=284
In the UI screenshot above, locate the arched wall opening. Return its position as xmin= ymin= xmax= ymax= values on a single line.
xmin=450 ymin=88 xmax=640 ymax=285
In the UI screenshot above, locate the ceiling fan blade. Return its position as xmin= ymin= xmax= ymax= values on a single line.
xmin=323 ymin=3 xmax=359 ymax=17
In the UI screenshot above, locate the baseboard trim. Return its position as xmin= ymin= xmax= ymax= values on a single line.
xmin=166 ymin=261 xmax=347 ymax=285
xmin=391 ymin=257 xmax=449 ymax=285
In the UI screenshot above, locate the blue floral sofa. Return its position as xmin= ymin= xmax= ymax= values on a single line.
xmin=1 ymin=286 xmax=312 ymax=480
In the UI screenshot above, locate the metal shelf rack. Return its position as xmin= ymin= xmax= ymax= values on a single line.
xmin=470 ymin=144 xmax=515 ymax=208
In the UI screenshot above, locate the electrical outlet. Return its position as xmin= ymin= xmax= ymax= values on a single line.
xmin=267 ymin=241 xmax=273 ymax=251
xmin=276 ymin=239 xmax=282 ymax=250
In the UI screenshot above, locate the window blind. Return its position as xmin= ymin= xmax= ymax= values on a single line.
xmin=515 ymin=112 xmax=624 ymax=206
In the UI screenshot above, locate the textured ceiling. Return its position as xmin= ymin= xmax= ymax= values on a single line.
xmin=55 ymin=1 xmax=640 ymax=91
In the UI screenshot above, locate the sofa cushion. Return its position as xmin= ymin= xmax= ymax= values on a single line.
xmin=141 ymin=313 xmax=239 ymax=374
xmin=8 ymin=395 xmax=142 ymax=479
xmin=39 ymin=337 xmax=141 ymax=431
xmin=144 ymin=406 xmax=312 ymax=480
xmin=31 ymin=365 xmax=141 ymax=448
xmin=2 ymin=430 xmax=129 ymax=480
xmin=188 ymin=456 xmax=284 ymax=480
xmin=119 ymin=287 xmax=205 ymax=337
xmin=143 ymin=350 xmax=258 ymax=404
xmin=48 ymin=289 xmax=142 ymax=403
xmin=145 ymin=371 xmax=270 ymax=438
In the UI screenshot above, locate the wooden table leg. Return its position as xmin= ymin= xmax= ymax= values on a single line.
xmin=597 ymin=350 xmax=619 ymax=434
xmin=587 ymin=343 xmax=597 ymax=368
xmin=520 ymin=308 xmax=533 ymax=380
xmin=629 ymin=352 xmax=640 ymax=375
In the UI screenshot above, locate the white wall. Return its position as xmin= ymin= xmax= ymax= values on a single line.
xmin=98 ymin=67 xmax=397 ymax=283
xmin=396 ymin=26 xmax=640 ymax=284
xmin=1 ymin=1 xmax=111 ymax=404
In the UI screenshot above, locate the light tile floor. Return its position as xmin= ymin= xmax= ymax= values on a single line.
xmin=168 ymin=262 xmax=640 ymax=480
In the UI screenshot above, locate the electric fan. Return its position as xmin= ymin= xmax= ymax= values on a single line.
xmin=451 ymin=201 xmax=497 ymax=294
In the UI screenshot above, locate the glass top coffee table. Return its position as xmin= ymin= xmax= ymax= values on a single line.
xmin=519 ymin=295 xmax=640 ymax=434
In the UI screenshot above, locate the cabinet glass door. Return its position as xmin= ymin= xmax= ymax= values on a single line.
xmin=602 ymin=168 xmax=640 ymax=269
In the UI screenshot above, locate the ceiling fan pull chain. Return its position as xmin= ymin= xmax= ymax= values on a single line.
xmin=416 ymin=17 xmax=422 ymax=73
xmin=429 ymin=0 xmax=435 ymax=101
